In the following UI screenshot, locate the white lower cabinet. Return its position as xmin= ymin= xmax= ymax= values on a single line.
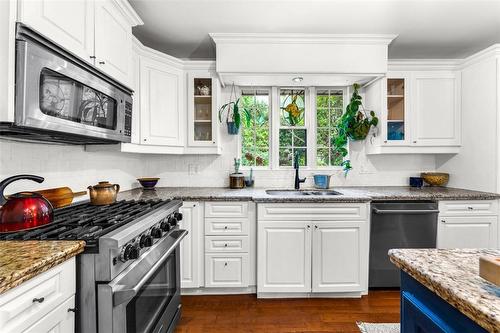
xmin=437 ymin=200 xmax=499 ymax=249
xmin=312 ymin=222 xmax=365 ymax=292
xmin=257 ymin=203 xmax=369 ymax=296
xmin=257 ymin=222 xmax=311 ymax=293
xmin=0 ymin=258 xmax=76 ymax=333
xmin=205 ymin=253 xmax=249 ymax=287
xmin=180 ymin=202 xmax=201 ymax=288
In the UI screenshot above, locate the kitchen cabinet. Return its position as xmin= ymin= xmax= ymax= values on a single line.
xmin=437 ymin=200 xmax=499 ymax=249
xmin=203 ymin=201 xmax=255 ymax=289
xmin=17 ymin=0 xmax=95 ymax=62
xmin=365 ymin=68 xmax=461 ymax=154
xmin=312 ymin=222 xmax=364 ymax=292
xmin=17 ymin=0 xmax=142 ymax=86
xmin=180 ymin=202 xmax=202 ymax=289
xmin=257 ymin=203 xmax=369 ymax=296
xmin=94 ymin=0 xmax=133 ymax=86
xmin=257 ymin=222 xmax=312 ymax=293
xmin=186 ymin=70 xmax=221 ymax=153
xmin=139 ymin=53 xmax=185 ymax=147
xmin=0 ymin=258 xmax=76 ymax=333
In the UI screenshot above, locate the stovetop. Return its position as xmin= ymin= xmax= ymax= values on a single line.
xmin=0 ymin=199 xmax=171 ymax=250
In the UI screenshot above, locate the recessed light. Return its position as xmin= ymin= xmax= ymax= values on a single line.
xmin=292 ymin=77 xmax=303 ymax=83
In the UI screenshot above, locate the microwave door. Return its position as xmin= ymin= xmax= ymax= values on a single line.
xmin=16 ymin=37 xmax=128 ymax=142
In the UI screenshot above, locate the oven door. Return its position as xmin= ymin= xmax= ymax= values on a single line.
xmin=98 ymin=229 xmax=187 ymax=333
xmin=15 ymin=27 xmax=131 ymax=143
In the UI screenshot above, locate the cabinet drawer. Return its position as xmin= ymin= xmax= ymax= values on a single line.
xmin=205 ymin=236 xmax=249 ymax=252
xmin=0 ymin=258 xmax=75 ymax=333
xmin=22 ymin=295 xmax=75 ymax=333
xmin=205 ymin=218 xmax=249 ymax=235
xmin=439 ymin=200 xmax=498 ymax=216
xmin=205 ymin=253 xmax=249 ymax=287
xmin=258 ymin=203 xmax=368 ymax=221
xmin=205 ymin=202 xmax=248 ymax=218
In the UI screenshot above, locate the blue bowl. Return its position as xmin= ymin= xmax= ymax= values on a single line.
xmin=313 ymin=175 xmax=331 ymax=189
xmin=137 ymin=177 xmax=159 ymax=190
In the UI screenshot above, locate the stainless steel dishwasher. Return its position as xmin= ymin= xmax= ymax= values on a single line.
xmin=369 ymin=201 xmax=438 ymax=288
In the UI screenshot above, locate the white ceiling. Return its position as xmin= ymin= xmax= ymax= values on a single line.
xmin=129 ymin=0 xmax=500 ymax=60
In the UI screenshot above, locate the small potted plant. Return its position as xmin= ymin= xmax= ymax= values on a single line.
xmin=333 ymin=83 xmax=379 ymax=174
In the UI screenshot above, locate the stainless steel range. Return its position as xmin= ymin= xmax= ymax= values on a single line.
xmin=0 ymin=199 xmax=186 ymax=333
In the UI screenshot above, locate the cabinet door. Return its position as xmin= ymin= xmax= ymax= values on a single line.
xmin=257 ymin=221 xmax=311 ymax=293
xmin=437 ymin=216 xmax=498 ymax=249
xmin=94 ymin=0 xmax=132 ymax=85
xmin=187 ymin=73 xmax=218 ymax=147
xmin=17 ymin=0 xmax=94 ymax=62
xmin=383 ymin=73 xmax=411 ymax=146
xmin=312 ymin=222 xmax=364 ymax=292
xmin=205 ymin=253 xmax=249 ymax=288
xmin=179 ymin=202 xmax=201 ymax=288
xmin=22 ymin=295 xmax=75 ymax=333
xmin=140 ymin=56 xmax=184 ymax=146
xmin=412 ymin=72 xmax=460 ymax=146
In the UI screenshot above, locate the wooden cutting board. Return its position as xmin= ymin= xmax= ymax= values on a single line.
xmin=34 ymin=187 xmax=87 ymax=209
xmin=479 ymin=256 xmax=500 ymax=286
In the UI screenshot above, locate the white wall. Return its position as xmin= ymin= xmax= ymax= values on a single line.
xmin=436 ymin=53 xmax=499 ymax=192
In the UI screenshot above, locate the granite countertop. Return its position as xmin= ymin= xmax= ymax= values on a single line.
xmin=118 ymin=186 xmax=500 ymax=203
xmin=0 ymin=241 xmax=85 ymax=294
xmin=389 ymin=248 xmax=500 ymax=333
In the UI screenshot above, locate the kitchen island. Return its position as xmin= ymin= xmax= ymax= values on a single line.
xmin=389 ymin=249 xmax=500 ymax=333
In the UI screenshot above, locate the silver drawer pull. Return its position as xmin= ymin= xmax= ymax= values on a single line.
xmin=32 ymin=297 xmax=44 ymax=303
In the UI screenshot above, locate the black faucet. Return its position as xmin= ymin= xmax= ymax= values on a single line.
xmin=294 ymin=152 xmax=306 ymax=190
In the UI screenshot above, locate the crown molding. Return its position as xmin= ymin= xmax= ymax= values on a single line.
xmin=458 ymin=44 xmax=500 ymax=69
xmin=112 ymin=0 xmax=144 ymax=26
xmin=388 ymin=59 xmax=461 ymax=71
xmin=210 ymin=33 xmax=398 ymax=45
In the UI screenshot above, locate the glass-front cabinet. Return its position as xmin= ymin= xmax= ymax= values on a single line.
xmin=383 ymin=74 xmax=409 ymax=145
xmin=187 ymin=72 xmax=219 ymax=149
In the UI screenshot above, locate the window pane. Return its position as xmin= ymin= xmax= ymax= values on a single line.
xmin=280 ymin=89 xmax=305 ymax=126
xmin=241 ymin=90 xmax=270 ymax=167
xmin=279 ymin=148 xmax=293 ymax=166
xmin=315 ymin=88 xmax=344 ymax=167
xmin=279 ymin=129 xmax=292 ymax=147
xmin=293 ymin=129 xmax=306 ymax=147
xmin=295 ymin=148 xmax=307 ymax=166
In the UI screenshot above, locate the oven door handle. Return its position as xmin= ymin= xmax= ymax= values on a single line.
xmin=113 ymin=229 xmax=188 ymax=306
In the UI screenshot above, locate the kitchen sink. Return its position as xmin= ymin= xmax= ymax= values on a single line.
xmin=265 ymin=190 xmax=342 ymax=196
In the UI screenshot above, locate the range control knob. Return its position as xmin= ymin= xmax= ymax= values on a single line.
xmin=160 ymin=219 xmax=171 ymax=232
xmin=168 ymin=216 xmax=178 ymax=227
xmin=121 ymin=244 xmax=140 ymax=262
xmin=139 ymin=234 xmax=153 ymax=248
xmin=150 ymin=227 xmax=162 ymax=238
xmin=174 ymin=212 xmax=183 ymax=221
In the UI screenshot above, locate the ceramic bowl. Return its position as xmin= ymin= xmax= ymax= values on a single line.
xmin=420 ymin=172 xmax=449 ymax=186
xmin=137 ymin=177 xmax=160 ymax=190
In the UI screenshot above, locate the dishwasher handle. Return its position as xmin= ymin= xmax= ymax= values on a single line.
xmin=372 ymin=208 xmax=440 ymax=215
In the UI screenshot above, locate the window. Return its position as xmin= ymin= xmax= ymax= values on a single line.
xmin=316 ymin=89 xmax=344 ymax=167
xmin=279 ymin=88 xmax=307 ymax=167
xmin=240 ymin=89 xmax=270 ymax=167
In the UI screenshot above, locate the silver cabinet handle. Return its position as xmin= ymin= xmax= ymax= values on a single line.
xmin=32 ymin=297 xmax=44 ymax=303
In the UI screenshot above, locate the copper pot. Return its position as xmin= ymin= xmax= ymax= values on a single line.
xmin=88 ymin=181 xmax=120 ymax=205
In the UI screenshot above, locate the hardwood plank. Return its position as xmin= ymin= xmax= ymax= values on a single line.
xmin=176 ymin=291 xmax=400 ymax=332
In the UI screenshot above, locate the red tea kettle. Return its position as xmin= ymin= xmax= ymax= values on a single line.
xmin=0 ymin=175 xmax=54 ymax=233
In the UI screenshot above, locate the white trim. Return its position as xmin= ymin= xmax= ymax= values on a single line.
xmin=209 ymin=33 xmax=397 ymax=45
xmin=111 ymin=0 xmax=143 ymax=26
xmin=459 ymin=44 xmax=500 ymax=69
xmin=388 ymin=59 xmax=461 ymax=71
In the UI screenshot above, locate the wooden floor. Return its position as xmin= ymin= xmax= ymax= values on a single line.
xmin=175 ymin=290 xmax=400 ymax=333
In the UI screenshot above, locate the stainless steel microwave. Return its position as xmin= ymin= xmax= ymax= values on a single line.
xmin=0 ymin=24 xmax=132 ymax=144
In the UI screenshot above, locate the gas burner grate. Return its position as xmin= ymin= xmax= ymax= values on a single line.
xmin=0 ymin=199 xmax=170 ymax=250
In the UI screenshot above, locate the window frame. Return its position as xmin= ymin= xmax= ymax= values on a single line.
xmin=238 ymin=86 xmax=348 ymax=170
xmin=237 ymin=86 xmax=273 ymax=170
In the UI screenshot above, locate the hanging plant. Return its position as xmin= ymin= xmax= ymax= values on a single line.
xmin=333 ymin=83 xmax=379 ymax=174
xmin=218 ymin=84 xmax=242 ymax=135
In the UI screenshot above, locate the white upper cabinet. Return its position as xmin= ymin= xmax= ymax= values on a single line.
xmin=17 ymin=0 xmax=95 ymax=61
xmin=94 ymin=0 xmax=133 ymax=86
xmin=365 ymin=66 xmax=461 ymax=154
xmin=412 ymin=72 xmax=460 ymax=146
xmin=139 ymin=53 xmax=185 ymax=147
xmin=17 ymin=0 xmax=142 ymax=86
